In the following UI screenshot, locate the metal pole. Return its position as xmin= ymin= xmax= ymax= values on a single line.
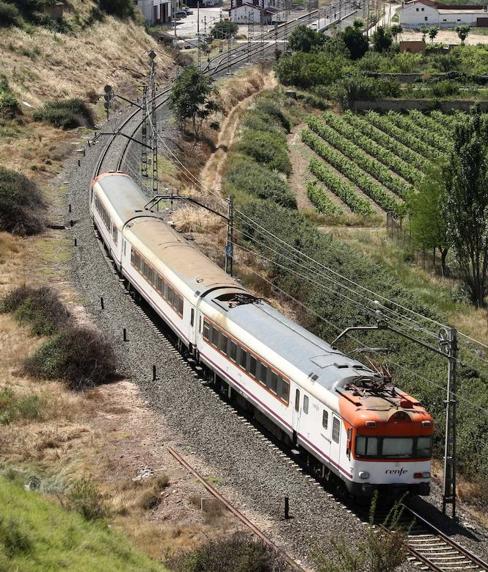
xmin=197 ymin=2 xmax=201 ymax=68
xmin=225 ymin=196 xmax=234 ymax=275
xmin=442 ymin=327 xmax=458 ymax=519
xmin=141 ymin=85 xmax=148 ymax=178
xmin=149 ymin=50 xmax=158 ymax=195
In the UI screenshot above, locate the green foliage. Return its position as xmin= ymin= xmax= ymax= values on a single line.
xmin=1 ymin=286 xmax=70 ymax=336
xmin=357 ymin=50 xmax=423 ymax=73
xmin=168 ymin=532 xmax=287 ymax=572
xmin=372 ymin=26 xmax=393 ymax=53
xmin=0 ymin=75 xmax=19 ymax=119
xmin=407 ymin=167 xmax=449 ymax=275
xmin=274 ymin=51 xmax=349 ymax=89
xmin=67 ymin=478 xmax=107 ymax=521
xmin=341 ymin=24 xmax=369 ymax=60
xmin=224 ymin=154 xmax=296 ymax=208
xmin=24 ymin=326 xmax=117 ymax=390
xmin=210 ymin=19 xmax=238 ymax=39
xmin=0 ymin=388 xmax=45 ymax=425
xmin=0 ymin=1 xmax=21 ymax=27
xmin=236 ymin=129 xmax=291 ymax=175
xmin=33 ymin=98 xmax=95 ymax=129
xmin=386 ymin=111 xmax=449 ymax=151
xmin=430 ymin=79 xmax=461 ymax=98
xmin=428 ymin=26 xmax=439 ymax=42
xmin=329 ymin=74 xmax=400 ymax=107
xmin=307 ymin=180 xmax=344 ymax=216
xmin=169 ymin=65 xmax=216 ymax=135
xmin=456 ymin=24 xmax=470 ymax=44
xmin=0 ymin=476 xmax=165 ymax=571
xmin=303 ymin=128 xmax=401 ymax=214
xmin=0 ymin=167 xmax=45 ymax=235
xmin=309 ymin=156 xmax=374 ymax=216
xmin=287 ymin=24 xmax=326 ymax=53
xmin=98 ymin=0 xmax=134 ymax=18
xmin=443 ymin=111 xmax=488 ymax=306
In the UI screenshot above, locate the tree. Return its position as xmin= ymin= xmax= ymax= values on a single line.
xmin=341 ymin=23 xmax=369 ymax=60
xmin=98 ymin=0 xmax=134 ymax=18
xmin=287 ymin=25 xmax=326 ymax=52
xmin=428 ymin=25 xmax=439 ymax=43
xmin=443 ymin=111 xmax=488 ymax=306
xmin=456 ymin=24 xmax=470 ymax=45
xmin=420 ymin=25 xmax=429 ymax=42
xmin=210 ymin=19 xmax=238 ymax=40
xmin=408 ymin=167 xmax=449 ymax=276
xmin=372 ymin=26 xmax=392 ymax=53
xmin=169 ymin=65 xmax=217 ymax=136
xmin=391 ymin=24 xmax=403 ymax=41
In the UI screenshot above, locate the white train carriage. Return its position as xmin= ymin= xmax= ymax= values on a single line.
xmin=90 ymin=172 xmax=433 ymax=497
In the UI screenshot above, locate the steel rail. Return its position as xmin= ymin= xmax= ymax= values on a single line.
xmin=401 ymin=504 xmax=488 ymax=571
xmin=167 ymin=446 xmax=306 ymax=572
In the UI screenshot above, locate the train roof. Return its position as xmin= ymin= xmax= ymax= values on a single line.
xmin=93 ymin=173 xmax=152 ymax=222
xmin=208 ymin=294 xmax=376 ymax=394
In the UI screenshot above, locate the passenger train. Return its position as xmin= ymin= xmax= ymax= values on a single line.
xmin=90 ymin=172 xmax=433 ymax=498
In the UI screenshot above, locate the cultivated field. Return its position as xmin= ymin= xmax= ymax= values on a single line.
xmin=302 ymin=110 xmax=461 ymax=220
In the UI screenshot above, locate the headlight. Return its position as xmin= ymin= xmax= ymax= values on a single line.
xmin=359 ymin=471 xmax=370 ymax=480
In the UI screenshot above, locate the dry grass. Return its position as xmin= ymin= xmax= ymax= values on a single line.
xmin=171 ymin=206 xmax=222 ymax=234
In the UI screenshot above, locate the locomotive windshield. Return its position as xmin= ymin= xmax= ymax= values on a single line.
xmin=356 ymin=436 xmax=432 ymax=459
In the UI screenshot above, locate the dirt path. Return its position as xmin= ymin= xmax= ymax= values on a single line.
xmin=287 ymin=127 xmax=314 ymax=211
xmin=200 ymin=73 xmax=277 ymax=194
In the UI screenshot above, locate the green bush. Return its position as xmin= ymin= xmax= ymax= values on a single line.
xmin=0 ymin=516 xmax=32 ymax=558
xmin=275 ymin=51 xmax=348 ymax=89
xmin=0 ymin=75 xmax=19 ymax=120
xmin=0 ymin=388 xmax=44 ymax=425
xmin=33 ymin=98 xmax=95 ymax=129
xmin=430 ymin=80 xmax=461 ymax=97
xmin=236 ymin=129 xmax=291 ymax=175
xmin=210 ymin=19 xmax=238 ymax=39
xmin=24 ymin=326 xmax=117 ymax=390
xmin=0 ymin=1 xmax=21 ymax=27
xmin=224 ymin=154 xmax=296 ymax=209
xmin=168 ymin=532 xmax=287 ymax=572
xmin=98 ymin=0 xmax=134 ymax=18
xmin=67 ymin=478 xmax=107 ymax=521
xmin=287 ymin=24 xmax=326 ymax=53
xmin=0 ymin=167 xmax=45 ymax=235
xmin=1 ymin=286 xmax=70 ymax=336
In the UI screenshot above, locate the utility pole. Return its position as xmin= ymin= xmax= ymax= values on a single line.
xmin=149 ymin=50 xmax=158 ymax=195
xmin=141 ymin=85 xmax=148 ymax=178
xmin=197 ymin=2 xmax=201 ymax=68
xmin=225 ymin=196 xmax=234 ymax=276
xmin=441 ymin=327 xmax=458 ymax=519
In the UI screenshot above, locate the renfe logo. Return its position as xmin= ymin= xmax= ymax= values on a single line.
xmin=385 ymin=468 xmax=408 ymax=476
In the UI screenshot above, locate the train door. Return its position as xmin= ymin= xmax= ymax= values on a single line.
xmin=330 ymin=415 xmax=341 ymax=465
xmin=292 ymin=387 xmax=301 ymax=435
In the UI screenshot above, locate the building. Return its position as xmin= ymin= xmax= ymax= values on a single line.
xmin=399 ymin=0 xmax=488 ymax=28
xmin=136 ymin=0 xmax=173 ymax=24
xmin=229 ymin=0 xmax=288 ymax=23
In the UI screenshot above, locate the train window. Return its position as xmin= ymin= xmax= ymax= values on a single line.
xmin=203 ymin=321 xmax=210 ymax=340
xmin=382 ymin=437 xmax=413 ymax=458
xmin=269 ymin=372 xmax=278 ymax=394
xmin=257 ymin=363 xmax=268 ymax=385
xmin=176 ymin=296 xmax=184 ymax=316
xmin=295 ymin=389 xmax=300 ymax=412
xmin=249 ymin=356 xmax=257 ymax=377
xmin=303 ymin=395 xmax=309 ymax=414
xmin=238 ymin=348 xmax=248 ymax=369
xmin=228 ymin=341 xmax=237 ymax=361
xmin=332 ymin=417 xmax=340 ymax=443
xmin=219 ymin=333 xmax=228 ymax=353
xmin=190 ymin=309 xmax=194 ymax=327
xmin=279 ymin=379 xmax=290 ymax=402
xmin=211 ymin=326 xmax=219 ymax=346
xmin=356 ymin=436 xmax=378 ymax=456
xmin=416 ymin=436 xmax=432 ymax=458
xmin=112 ymin=226 xmax=118 ymax=245
xmin=322 ymin=410 xmax=329 ymax=430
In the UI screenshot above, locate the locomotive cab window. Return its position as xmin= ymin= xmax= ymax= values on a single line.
xmin=303 ymin=395 xmax=309 ymax=414
xmin=416 ymin=436 xmax=432 ymax=458
xmin=332 ymin=417 xmax=340 ymax=443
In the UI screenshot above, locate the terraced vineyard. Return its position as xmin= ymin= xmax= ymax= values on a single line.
xmin=302 ymin=110 xmax=461 ymax=219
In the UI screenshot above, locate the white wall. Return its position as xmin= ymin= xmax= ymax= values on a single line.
xmin=400 ymin=1 xmax=487 ymax=27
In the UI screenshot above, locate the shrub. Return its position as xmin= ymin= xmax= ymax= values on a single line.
xmin=138 ymin=474 xmax=170 ymax=510
xmin=210 ymin=19 xmax=238 ymax=40
xmin=0 ymin=516 xmax=32 ymax=558
xmin=0 ymin=1 xmax=21 ymax=27
xmin=274 ymin=51 xmax=348 ymax=89
xmin=1 ymin=286 xmax=70 ymax=336
xmin=236 ymin=129 xmax=291 ymax=175
xmin=168 ymin=532 xmax=287 ymax=572
xmin=24 ymin=325 xmax=117 ymax=390
xmin=67 ymin=478 xmax=107 ymax=521
xmin=0 ymin=167 xmax=45 ymax=235
xmin=430 ymin=80 xmax=460 ymax=98
xmin=0 ymin=388 xmax=44 ymax=425
xmin=224 ymin=154 xmax=296 ymax=208
xmin=33 ymin=98 xmax=95 ymax=129
xmin=287 ymin=25 xmax=326 ymax=53
xmin=98 ymin=0 xmax=134 ymax=18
